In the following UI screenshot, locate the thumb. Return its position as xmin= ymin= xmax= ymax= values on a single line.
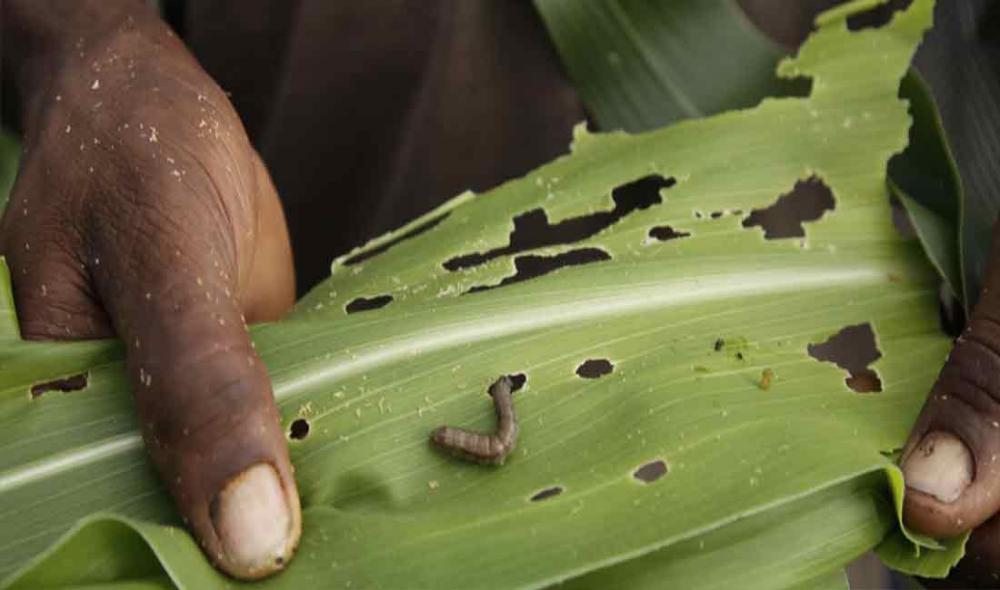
xmin=902 ymin=220 xmax=1000 ymax=539
xmin=89 ymin=196 xmax=300 ymax=579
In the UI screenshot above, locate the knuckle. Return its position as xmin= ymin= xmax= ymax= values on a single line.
xmin=943 ymin=317 xmax=1000 ymax=405
xmin=139 ymin=348 xmax=269 ymax=450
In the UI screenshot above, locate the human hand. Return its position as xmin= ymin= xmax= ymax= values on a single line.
xmin=902 ymin=223 xmax=1000 ymax=584
xmin=1 ymin=1 xmax=300 ymax=580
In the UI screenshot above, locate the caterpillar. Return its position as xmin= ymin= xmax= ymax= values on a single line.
xmin=430 ymin=375 xmax=519 ymax=465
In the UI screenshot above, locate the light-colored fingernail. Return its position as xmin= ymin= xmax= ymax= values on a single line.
xmin=213 ymin=463 xmax=293 ymax=575
xmin=902 ymin=431 xmax=973 ymax=504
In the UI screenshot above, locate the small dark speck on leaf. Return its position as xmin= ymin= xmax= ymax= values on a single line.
xmin=714 ymin=338 xmax=725 ymax=352
xmin=31 ymin=373 xmax=89 ymax=398
xmin=530 ymin=486 xmax=564 ymax=502
xmin=633 ymin=460 xmax=669 ymax=483
xmin=736 ymin=352 xmax=745 ymax=361
xmin=576 ymin=359 xmax=614 ymax=379
xmin=289 ymin=418 xmax=310 ymax=440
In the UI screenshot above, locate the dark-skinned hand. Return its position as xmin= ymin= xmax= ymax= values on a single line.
xmin=1 ymin=0 xmax=299 ymax=580
xmin=902 ymin=223 xmax=1000 ymax=587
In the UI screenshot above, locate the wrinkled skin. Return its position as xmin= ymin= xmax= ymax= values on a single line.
xmin=6 ymin=0 xmax=1000 ymax=585
xmin=902 ymin=222 xmax=1000 ymax=588
xmin=2 ymin=0 xmax=298 ymax=580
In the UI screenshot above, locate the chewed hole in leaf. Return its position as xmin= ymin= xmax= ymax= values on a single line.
xmin=30 ymin=373 xmax=89 ymax=398
xmin=742 ymin=176 xmax=835 ymax=239
xmin=576 ymin=358 xmax=614 ymax=379
xmin=648 ymin=225 xmax=691 ymax=242
xmin=467 ymin=248 xmax=610 ymax=293
xmin=530 ymin=486 xmax=564 ymax=502
xmin=289 ymin=418 xmax=310 ymax=440
xmin=346 ymin=294 xmax=393 ymax=314
xmin=807 ymin=323 xmax=883 ymax=393
xmin=507 ymin=373 xmax=527 ymax=392
xmin=633 ymin=459 xmax=669 ymax=483
xmin=847 ymin=0 xmax=912 ymax=31
xmin=343 ymin=213 xmax=449 ymax=266
xmin=444 ymin=174 xmax=674 ymax=271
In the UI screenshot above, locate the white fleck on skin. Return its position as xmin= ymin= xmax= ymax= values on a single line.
xmin=91 ymin=79 xmax=100 ymax=90
xmin=40 ymin=284 xmax=47 ymax=297
xmin=149 ymin=126 xmax=158 ymax=142
xmin=65 ymin=125 xmax=72 ymax=134
xmin=55 ymin=95 xmax=62 ymax=102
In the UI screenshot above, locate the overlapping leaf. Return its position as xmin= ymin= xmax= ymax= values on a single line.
xmin=0 ymin=1 xmax=964 ymax=588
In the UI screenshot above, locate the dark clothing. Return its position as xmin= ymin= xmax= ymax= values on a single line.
xmin=176 ymin=1 xmax=584 ymax=294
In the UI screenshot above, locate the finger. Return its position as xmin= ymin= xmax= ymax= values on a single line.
xmin=86 ymin=167 xmax=300 ymax=579
xmin=242 ymin=151 xmax=295 ymax=323
xmin=0 ymin=157 xmax=113 ymax=341
xmin=902 ymin=220 xmax=1000 ymax=538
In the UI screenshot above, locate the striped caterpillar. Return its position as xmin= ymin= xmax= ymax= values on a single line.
xmin=430 ymin=376 xmax=519 ymax=465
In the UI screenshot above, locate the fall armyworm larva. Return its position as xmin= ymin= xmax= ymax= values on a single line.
xmin=430 ymin=375 xmax=519 ymax=465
